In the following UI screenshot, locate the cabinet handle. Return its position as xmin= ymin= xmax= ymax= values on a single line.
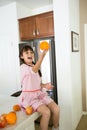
xmin=37 ymin=29 xmax=39 ymax=35
xmin=33 ymin=31 xmax=35 ymax=36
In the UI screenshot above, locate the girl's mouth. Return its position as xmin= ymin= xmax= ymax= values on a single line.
xmin=28 ymin=57 xmax=32 ymax=59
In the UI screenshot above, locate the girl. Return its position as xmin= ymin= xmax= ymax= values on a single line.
xmin=18 ymin=45 xmax=60 ymax=130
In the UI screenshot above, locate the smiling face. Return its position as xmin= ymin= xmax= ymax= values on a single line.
xmin=20 ymin=46 xmax=34 ymax=65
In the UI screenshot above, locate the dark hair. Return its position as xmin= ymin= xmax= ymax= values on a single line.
xmin=19 ymin=45 xmax=42 ymax=77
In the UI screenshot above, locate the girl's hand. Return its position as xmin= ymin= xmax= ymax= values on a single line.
xmin=45 ymin=83 xmax=54 ymax=90
xmin=38 ymin=48 xmax=48 ymax=58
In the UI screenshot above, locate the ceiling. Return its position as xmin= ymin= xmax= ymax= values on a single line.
xmin=0 ymin=0 xmax=53 ymax=9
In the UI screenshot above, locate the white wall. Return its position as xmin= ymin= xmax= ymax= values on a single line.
xmin=53 ymin=0 xmax=82 ymax=130
xmin=80 ymin=0 xmax=87 ymax=111
xmin=84 ymin=24 xmax=87 ymax=110
xmin=0 ymin=2 xmax=21 ymax=95
xmin=53 ymin=0 xmax=73 ymax=129
xmin=16 ymin=3 xmax=53 ymax=19
xmin=69 ymin=0 xmax=82 ymax=128
xmin=32 ymin=4 xmax=53 ymax=15
xmin=16 ymin=2 xmax=32 ymax=19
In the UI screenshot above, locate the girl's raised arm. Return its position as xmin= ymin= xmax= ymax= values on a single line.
xmin=32 ymin=49 xmax=48 ymax=73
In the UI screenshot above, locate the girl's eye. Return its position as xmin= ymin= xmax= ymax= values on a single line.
xmin=30 ymin=51 xmax=33 ymax=54
xmin=25 ymin=52 xmax=28 ymax=54
xmin=28 ymin=51 xmax=33 ymax=54
xmin=25 ymin=51 xmax=33 ymax=54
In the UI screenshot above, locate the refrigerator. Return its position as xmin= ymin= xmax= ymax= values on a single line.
xmin=19 ymin=37 xmax=58 ymax=104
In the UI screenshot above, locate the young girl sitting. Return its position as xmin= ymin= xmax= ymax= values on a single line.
xmin=18 ymin=45 xmax=60 ymax=130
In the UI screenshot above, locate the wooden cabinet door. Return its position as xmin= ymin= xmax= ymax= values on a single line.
xmin=36 ymin=11 xmax=54 ymax=38
xmin=19 ymin=16 xmax=36 ymax=41
xmin=18 ymin=11 xmax=54 ymax=41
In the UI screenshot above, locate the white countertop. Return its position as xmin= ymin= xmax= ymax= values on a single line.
xmin=0 ymin=95 xmax=40 ymax=130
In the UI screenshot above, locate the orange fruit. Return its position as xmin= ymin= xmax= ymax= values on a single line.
xmin=1 ymin=113 xmax=7 ymax=118
xmin=25 ymin=106 xmax=33 ymax=115
xmin=39 ymin=41 xmax=50 ymax=50
xmin=5 ymin=111 xmax=17 ymax=125
xmin=13 ymin=104 xmax=21 ymax=111
xmin=0 ymin=114 xmax=7 ymax=128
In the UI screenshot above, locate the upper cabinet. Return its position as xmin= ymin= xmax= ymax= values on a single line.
xmin=18 ymin=11 xmax=54 ymax=41
xmin=18 ymin=16 xmax=36 ymax=40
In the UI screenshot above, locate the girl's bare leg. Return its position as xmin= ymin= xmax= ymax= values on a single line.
xmin=37 ymin=104 xmax=51 ymax=130
xmin=48 ymin=101 xmax=60 ymax=128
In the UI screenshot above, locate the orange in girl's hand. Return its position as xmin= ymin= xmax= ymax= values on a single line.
xmin=25 ymin=106 xmax=33 ymax=115
xmin=39 ymin=41 xmax=50 ymax=50
xmin=13 ymin=104 xmax=21 ymax=111
xmin=5 ymin=111 xmax=17 ymax=125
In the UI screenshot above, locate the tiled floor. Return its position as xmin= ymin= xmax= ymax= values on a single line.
xmin=35 ymin=122 xmax=52 ymax=130
xmin=35 ymin=115 xmax=87 ymax=130
xmin=76 ymin=115 xmax=87 ymax=130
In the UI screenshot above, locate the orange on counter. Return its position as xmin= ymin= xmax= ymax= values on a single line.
xmin=0 ymin=114 xmax=7 ymax=128
xmin=13 ymin=104 xmax=21 ymax=111
xmin=39 ymin=41 xmax=50 ymax=50
xmin=25 ymin=106 xmax=33 ymax=115
xmin=5 ymin=111 xmax=17 ymax=125
xmin=1 ymin=113 xmax=7 ymax=118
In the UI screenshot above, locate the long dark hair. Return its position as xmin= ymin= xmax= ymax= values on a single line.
xmin=19 ymin=45 xmax=42 ymax=77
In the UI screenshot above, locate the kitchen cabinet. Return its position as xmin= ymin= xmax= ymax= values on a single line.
xmin=18 ymin=11 xmax=54 ymax=41
xmin=18 ymin=16 xmax=36 ymax=40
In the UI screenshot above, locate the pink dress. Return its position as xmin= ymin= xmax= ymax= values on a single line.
xmin=18 ymin=64 xmax=53 ymax=111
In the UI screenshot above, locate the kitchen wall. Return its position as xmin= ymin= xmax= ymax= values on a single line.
xmin=32 ymin=4 xmax=53 ymax=16
xmin=16 ymin=2 xmax=32 ymax=19
xmin=0 ymin=2 xmax=20 ymax=95
xmin=17 ymin=3 xmax=53 ymax=19
xmin=69 ymin=0 xmax=82 ymax=128
xmin=53 ymin=0 xmax=82 ymax=130
xmin=80 ymin=0 xmax=87 ymax=111
xmin=84 ymin=24 xmax=87 ymax=111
